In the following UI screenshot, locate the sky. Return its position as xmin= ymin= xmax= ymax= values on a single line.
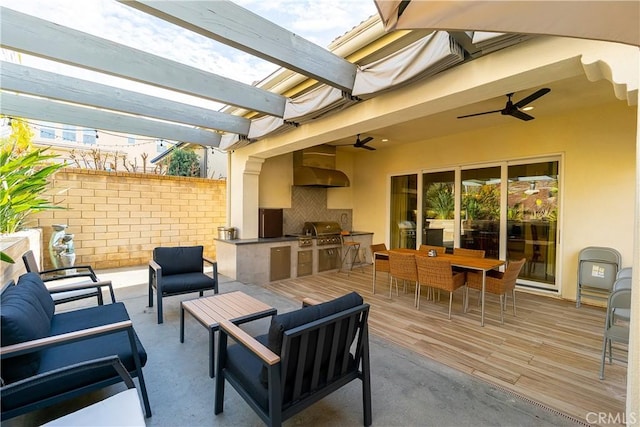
xmin=1 ymin=0 xmax=379 ymax=109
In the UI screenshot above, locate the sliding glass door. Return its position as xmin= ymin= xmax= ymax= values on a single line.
xmin=422 ymin=171 xmax=455 ymax=250
xmin=460 ymin=166 xmax=501 ymax=259
xmin=506 ymin=161 xmax=559 ymax=287
xmin=398 ymin=158 xmax=560 ymax=289
xmin=390 ymin=174 xmax=417 ymax=249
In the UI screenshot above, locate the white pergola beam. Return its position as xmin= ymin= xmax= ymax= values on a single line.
xmin=1 ymin=62 xmax=251 ymax=136
xmin=1 ymin=92 xmax=221 ymax=147
xmin=123 ymin=0 xmax=357 ymax=93
xmin=0 ymin=7 xmax=286 ymax=117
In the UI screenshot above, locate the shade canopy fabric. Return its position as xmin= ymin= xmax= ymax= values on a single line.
xmin=352 ymin=31 xmax=464 ymax=98
xmin=374 ymin=0 xmax=640 ymax=47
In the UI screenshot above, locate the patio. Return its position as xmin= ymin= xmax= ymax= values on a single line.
xmin=5 ymin=264 xmax=623 ymax=426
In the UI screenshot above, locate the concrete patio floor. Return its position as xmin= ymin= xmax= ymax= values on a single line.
xmin=8 ymin=265 xmax=584 ymax=427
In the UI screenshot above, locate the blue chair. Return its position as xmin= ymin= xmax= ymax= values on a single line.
xmin=1 ymin=273 xmax=151 ymax=420
xmin=215 ymin=292 xmax=372 ymax=427
xmin=149 ymin=245 xmax=218 ymax=324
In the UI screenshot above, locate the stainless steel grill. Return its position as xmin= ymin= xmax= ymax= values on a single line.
xmin=302 ymin=222 xmax=342 ymax=246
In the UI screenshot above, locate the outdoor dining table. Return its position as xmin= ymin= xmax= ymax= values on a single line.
xmin=374 ymin=249 xmax=505 ymax=326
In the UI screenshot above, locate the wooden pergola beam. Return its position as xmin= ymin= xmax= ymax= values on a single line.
xmin=0 ymin=7 xmax=286 ymax=117
xmin=123 ymin=0 xmax=357 ymax=93
xmin=1 ymin=92 xmax=221 ymax=147
xmin=1 ymin=62 xmax=251 ymax=136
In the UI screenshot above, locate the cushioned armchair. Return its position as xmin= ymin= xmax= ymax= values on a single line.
xmin=214 ymin=292 xmax=371 ymax=427
xmin=22 ymin=249 xmax=115 ymax=306
xmin=1 ymin=273 xmax=151 ymax=420
xmin=149 ymin=245 xmax=218 ymax=324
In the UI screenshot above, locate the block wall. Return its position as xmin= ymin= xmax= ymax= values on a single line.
xmin=32 ymin=168 xmax=226 ymax=270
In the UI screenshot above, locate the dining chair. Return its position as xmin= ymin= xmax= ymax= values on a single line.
xmin=388 ymin=251 xmax=418 ymax=301
xmin=370 ymin=243 xmax=389 ymax=294
xmin=415 ymin=256 xmax=466 ymax=318
xmin=454 ymin=247 xmax=486 ymax=287
xmin=453 ymin=248 xmax=485 ymax=258
xmin=418 ymin=244 xmax=446 ymax=254
xmin=466 ymin=258 xmax=526 ymax=324
xmin=599 ymin=288 xmax=631 ymax=379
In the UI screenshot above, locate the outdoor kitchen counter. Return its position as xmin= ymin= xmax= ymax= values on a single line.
xmin=214 ymin=231 xmax=372 ymax=245
xmin=215 ymin=232 xmax=373 ymax=285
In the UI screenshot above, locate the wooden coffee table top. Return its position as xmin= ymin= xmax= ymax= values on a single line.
xmin=181 ymin=291 xmax=275 ymax=328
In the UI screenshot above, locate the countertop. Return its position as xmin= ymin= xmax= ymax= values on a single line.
xmin=215 ymin=231 xmax=373 ymax=246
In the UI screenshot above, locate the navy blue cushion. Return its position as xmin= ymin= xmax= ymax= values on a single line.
xmin=259 ymin=292 xmax=363 ymax=386
xmin=1 ymin=302 xmax=147 ymax=412
xmin=154 ymin=246 xmax=203 ymax=276
xmin=18 ymin=273 xmax=55 ymax=321
xmin=227 ymin=334 xmax=270 ymax=411
xmin=160 ymin=272 xmax=216 ymax=294
xmin=266 ymin=292 xmax=363 ymax=355
xmin=1 ymin=275 xmax=54 ymax=383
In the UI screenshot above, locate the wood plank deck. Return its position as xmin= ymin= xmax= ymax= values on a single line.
xmin=263 ymin=266 xmax=627 ymax=424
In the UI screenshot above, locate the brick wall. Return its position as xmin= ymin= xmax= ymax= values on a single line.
xmin=33 ymin=168 xmax=226 ymax=270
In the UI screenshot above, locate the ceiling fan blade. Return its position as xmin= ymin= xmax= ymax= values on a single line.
xmin=357 ymin=136 xmax=374 ymax=146
xmin=508 ymin=109 xmax=535 ymax=121
xmin=457 ymin=109 xmax=503 ymax=119
xmin=361 ymin=144 xmax=376 ymax=151
xmin=514 ymin=88 xmax=550 ymax=109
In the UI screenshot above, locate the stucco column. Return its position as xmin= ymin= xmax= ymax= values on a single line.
xmin=228 ymin=153 xmax=264 ymax=239
xmin=629 ymin=90 xmax=640 ymax=427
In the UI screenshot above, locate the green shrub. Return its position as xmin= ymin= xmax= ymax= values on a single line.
xmin=167 ymin=148 xmax=200 ymax=177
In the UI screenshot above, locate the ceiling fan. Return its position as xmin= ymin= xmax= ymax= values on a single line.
xmin=457 ymin=88 xmax=551 ymax=121
xmin=337 ymin=134 xmax=376 ymax=150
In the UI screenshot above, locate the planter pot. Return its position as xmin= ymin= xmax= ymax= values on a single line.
xmin=0 ymin=228 xmax=43 ymax=284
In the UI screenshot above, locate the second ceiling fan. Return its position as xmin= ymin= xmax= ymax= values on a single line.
xmin=337 ymin=134 xmax=376 ymax=150
xmin=457 ymin=88 xmax=551 ymax=121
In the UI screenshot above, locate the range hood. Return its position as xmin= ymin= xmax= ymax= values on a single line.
xmin=293 ymin=145 xmax=350 ymax=187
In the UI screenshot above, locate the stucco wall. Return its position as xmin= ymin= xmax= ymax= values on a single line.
xmin=350 ymin=99 xmax=637 ymax=302
xmin=32 ymin=168 xmax=226 ymax=270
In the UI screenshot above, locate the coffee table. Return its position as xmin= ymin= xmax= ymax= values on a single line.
xmin=180 ymin=291 xmax=277 ymax=378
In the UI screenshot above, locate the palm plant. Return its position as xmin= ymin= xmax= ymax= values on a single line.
xmin=425 ymin=183 xmax=454 ymax=219
xmin=0 ymin=117 xmax=66 ymax=234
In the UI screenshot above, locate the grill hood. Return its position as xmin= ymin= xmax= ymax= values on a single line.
xmin=293 ymin=145 xmax=350 ymax=188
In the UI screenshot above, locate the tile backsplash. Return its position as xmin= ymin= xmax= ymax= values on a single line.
xmin=283 ymin=186 xmax=352 ymax=234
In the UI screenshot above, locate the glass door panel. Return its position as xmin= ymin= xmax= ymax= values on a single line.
xmin=422 ymin=171 xmax=455 ymax=250
xmin=460 ymin=167 xmax=501 ymax=259
xmin=390 ymin=174 xmax=418 ymax=249
xmin=507 ymin=161 xmax=558 ymax=286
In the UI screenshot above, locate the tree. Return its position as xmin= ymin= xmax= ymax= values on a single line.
xmin=167 ymin=148 xmax=200 ymax=177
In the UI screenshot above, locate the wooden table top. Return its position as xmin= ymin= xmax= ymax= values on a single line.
xmin=181 ymin=291 xmax=275 ymax=327
xmin=381 ymin=248 xmax=505 ymax=271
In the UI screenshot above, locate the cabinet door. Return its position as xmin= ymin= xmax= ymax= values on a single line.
xmin=297 ymin=250 xmax=312 ymax=277
xmin=270 ymin=246 xmax=291 ymax=281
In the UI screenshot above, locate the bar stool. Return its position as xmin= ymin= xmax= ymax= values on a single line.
xmin=340 ymin=231 xmax=363 ymax=275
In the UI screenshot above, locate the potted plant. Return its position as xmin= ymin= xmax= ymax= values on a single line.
xmin=0 ymin=117 xmax=66 ymax=261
